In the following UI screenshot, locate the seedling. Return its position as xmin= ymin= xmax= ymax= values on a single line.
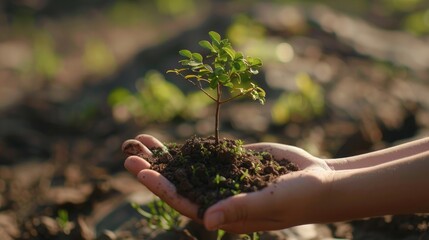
xmin=56 ymin=209 xmax=71 ymax=234
xmin=241 ymin=232 xmax=260 ymax=240
xmin=213 ymin=174 xmax=227 ymax=185
xmin=131 ymin=199 xmax=182 ymax=231
xmin=217 ymin=229 xmax=226 ymax=240
xmin=122 ymin=31 xmax=299 ymax=238
xmin=168 ymin=31 xmax=265 ymax=144
xmin=240 ymin=169 xmax=250 ymax=181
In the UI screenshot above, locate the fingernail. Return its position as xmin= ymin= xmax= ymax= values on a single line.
xmin=206 ymin=211 xmax=224 ymax=230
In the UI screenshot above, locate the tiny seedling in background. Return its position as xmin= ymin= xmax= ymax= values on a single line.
xmin=240 ymin=232 xmax=260 ymax=240
xmin=131 ymin=199 xmax=182 ymax=231
xmin=56 ymin=209 xmax=71 ymax=234
xmin=168 ymin=31 xmax=265 ymax=144
xmin=217 ymin=229 xmax=226 ymax=240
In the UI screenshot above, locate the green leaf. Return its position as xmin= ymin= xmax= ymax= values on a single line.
xmin=166 ymin=68 xmax=186 ymax=74
xmin=250 ymin=86 xmax=266 ymax=104
xmin=209 ymin=78 xmax=219 ymax=89
xmin=240 ymin=72 xmax=252 ymax=84
xmin=218 ymin=53 xmax=228 ymax=62
xmin=234 ymin=52 xmax=243 ymax=60
xmin=199 ymin=40 xmax=215 ymax=51
xmin=224 ymin=82 xmax=234 ymax=88
xmin=217 ymin=230 xmax=226 ymax=240
xmin=218 ymin=74 xmax=229 ymax=84
xmin=191 ymin=65 xmax=205 ymax=71
xmin=185 ymin=75 xmax=198 ymax=79
xmin=192 ymin=53 xmax=203 ymax=62
xmin=233 ymin=60 xmax=247 ymax=72
xmin=209 ymin=31 xmax=221 ymax=43
xmin=249 ymin=68 xmax=259 ymax=74
xmin=198 ymin=69 xmax=211 ymax=76
xmin=222 ymin=47 xmax=235 ymax=59
xmin=187 ymin=60 xmax=201 ymax=67
xmin=214 ymin=66 xmax=225 ymax=76
xmin=204 ymin=64 xmax=213 ymax=72
xmin=247 ymin=57 xmax=262 ymax=67
xmin=257 ymin=87 xmax=265 ymax=95
xmin=231 ymin=73 xmax=241 ymax=84
xmin=179 ymin=49 xmax=192 ymax=58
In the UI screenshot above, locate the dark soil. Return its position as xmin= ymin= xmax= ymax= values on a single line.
xmin=3 ymin=2 xmax=429 ymax=239
xmin=144 ymin=136 xmax=299 ymax=217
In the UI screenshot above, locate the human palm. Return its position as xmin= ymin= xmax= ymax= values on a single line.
xmin=122 ymin=134 xmax=334 ymax=233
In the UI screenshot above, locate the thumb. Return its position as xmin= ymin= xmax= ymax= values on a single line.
xmin=203 ymin=194 xmax=248 ymax=231
xmin=204 ymin=192 xmax=267 ymax=231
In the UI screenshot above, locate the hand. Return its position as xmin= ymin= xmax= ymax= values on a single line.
xmin=203 ymin=143 xmax=334 ymax=233
xmin=122 ymin=134 xmax=335 ymax=232
xmin=122 ymin=134 xmax=201 ymax=222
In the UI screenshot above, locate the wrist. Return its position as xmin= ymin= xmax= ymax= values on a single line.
xmin=283 ymin=169 xmax=337 ymax=226
xmin=323 ymin=152 xmax=429 ymax=223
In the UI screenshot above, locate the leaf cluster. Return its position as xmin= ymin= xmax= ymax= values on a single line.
xmin=168 ymin=31 xmax=265 ymax=104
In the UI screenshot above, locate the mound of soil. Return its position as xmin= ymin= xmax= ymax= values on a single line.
xmin=143 ymin=136 xmax=299 ymax=216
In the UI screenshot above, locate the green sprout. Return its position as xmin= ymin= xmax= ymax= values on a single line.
xmin=168 ymin=31 xmax=265 ymax=144
xmin=251 ymin=161 xmax=262 ymax=173
xmin=241 ymin=232 xmax=260 ymax=240
xmin=240 ymin=169 xmax=251 ymax=181
xmin=213 ymin=174 xmax=227 ymax=185
xmin=217 ymin=229 xmax=226 ymax=240
xmin=56 ymin=209 xmax=71 ymax=234
xmin=131 ymin=199 xmax=182 ymax=231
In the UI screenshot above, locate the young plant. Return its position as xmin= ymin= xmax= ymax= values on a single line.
xmin=131 ymin=199 xmax=182 ymax=231
xmin=168 ymin=31 xmax=265 ymax=144
xmin=241 ymin=232 xmax=260 ymax=240
xmin=56 ymin=209 xmax=72 ymax=234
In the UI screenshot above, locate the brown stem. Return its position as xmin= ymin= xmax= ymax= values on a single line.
xmin=215 ymin=84 xmax=221 ymax=144
xmin=220 ymin=86 xmax=257 ymax=104
xmin=177 ymin=73 xmax=216 ymax=101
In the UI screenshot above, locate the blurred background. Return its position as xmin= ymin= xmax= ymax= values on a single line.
xmin=1 ymin=0 xmax=429 ymax=239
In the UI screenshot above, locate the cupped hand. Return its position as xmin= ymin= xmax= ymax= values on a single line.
xmin=122 ymin=134 xmax=201 ymax=222
xmin=123 ymin=135 xmax=335 ymax=233
xmin=203 ymin=143 xmax=335 ymax=233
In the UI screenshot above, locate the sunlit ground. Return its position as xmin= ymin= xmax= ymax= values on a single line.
xmin=1 ymin=0 xmax=429 ymax=239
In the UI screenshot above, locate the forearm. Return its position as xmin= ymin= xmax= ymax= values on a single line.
xmin=326 ymin=137 xmax=429 ymax=170
xmin=319 ymin=150 xmax=429 ymax=223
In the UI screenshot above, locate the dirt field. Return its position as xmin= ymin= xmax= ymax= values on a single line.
xmin=1 ymin=1 xmax=429 ymax=239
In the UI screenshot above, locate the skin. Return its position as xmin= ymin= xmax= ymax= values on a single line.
xmin=123 ymin=134 xmax=429 ymax=234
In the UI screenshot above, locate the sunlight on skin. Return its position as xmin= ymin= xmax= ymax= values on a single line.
xmin=204 ymin=172 xmax=323 ymax=233
xmin=203 ymin=144 xmax=333 ymax=233
xmin=124 ymin=156 xmax=150 ymax=176
xmin=134 ymin=134 xmax=164 ymax=148
xmin=137 ymin=169 xmax=200 ymax=221
xmin=123 ymin=134 xmax=333 ymax=231
xmin=245 ymin=143 xmax=331 ymax=171
xmin=123 ymin=134 xmax=201 ymax=222
xmin=123 ymin=134 xmax=429 ymax=234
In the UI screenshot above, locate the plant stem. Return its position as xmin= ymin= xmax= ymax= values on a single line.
xmin=220 ymin=86 xmax=257 ymax=104
xmin=215 ymin=84 xmax=221 ymax=144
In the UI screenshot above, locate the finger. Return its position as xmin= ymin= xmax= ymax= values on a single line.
xmin=122 ymin=139 xmax=152 ymax=157
xmin=245 ymin=143 xmax=301 ymax=160
xmin=204 ymin=190 xmax=275 ymax=231
xmin=135 ymin=134 xmax=164 ymax=149
xmin=218 ymin=220 xmax=285 ymax=234
xmin=137 ymin=169 xmax=201 ymax=223
xmin=245 ymin=143 xmax=317 ymax=169
xmin=204 ymin=171 xmax=319 ymax=233
xmin=124 ymin=156 xmax=151 ymax=176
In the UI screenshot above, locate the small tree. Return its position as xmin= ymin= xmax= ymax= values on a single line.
xmin=168 ymin=31 xmax=265 ymax=144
